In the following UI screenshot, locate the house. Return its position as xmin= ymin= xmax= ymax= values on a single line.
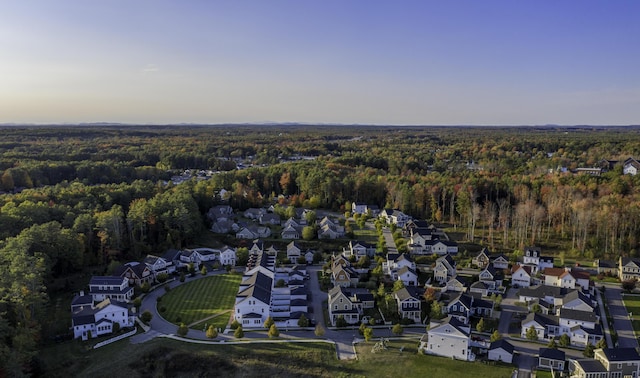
xmin=488 ymin=339 xmax=514 ymax=364
xmin=543 ymin=267 xmax=576 ymax=289
xmin=219 ymin=247 xmax=237 ymax=266
xmin=379 ymin=209 xmax=411 ymax=228
xmin=521 ymin=312 xmax=560 ymax=341
xmin=114 ymin=262 xmax=154 ymax=287
xmin=522 ymin=246 xmax=554 ymax=274
xmin=511 ymin=265 xmax=533 ymax=288
xmin=394 ymin=287 xmax=423 ymax=323
xmin=396 ymin=266 xmax=418 ymax=286
xmin=71 ymin=298 xmax=135 ymax=340
xmin=352 ymin=202 xmax=370 ymax=215
xmin=434 ymin=254 xmax=457 ymax=284
xmin=281 ymin=224 xmax=301 ymax=240
xmin=469 ymin=281 xmax=490 ymax=296
xmin=383 ymin=253 xmax=415 ymax=275
xmin=344 ymin=240 xmax=375 ymax=260
xmin=478 ymin=264 xmax=504 ymax=292
xmin=408 ymin=228 xmax=434 ymax=253
xmin=143 ymin=254 xmax=170 ymax=277
xmin=211 ymin=219 xmax=238 ymax=234
xmin=236 ymin=225 xmax=271 ymax=239
xmin=331 ymin=263 xmax=358 ymax=288
xmin=304 ymin=250 xmax=315 ymax=264
xmin=421 ymin=240 xmax=459 ymax=256
xmin=446 ymin=292 xmax=493 ymax=323
xmin=623 ymin=157 xmax=640 ymax=175
xmin=234 ymin=271 xmax=272 ymax=328
xmin=446 ymin=276 xmax=468 ymax=293
xmin=596 ymin=259 xmax=618 ymax=277
xmin=286 ymin=242 xmax=302 ymax=264
xmin=88 ymin=276 xmax=133 ymax=303
xmin=162 ymin=248 xmax=183 ymax=271
xmin=492 ymin=254 xmax=510 ymax=270
xmin=570 ymin=348 xmax=640 ymax=378
xmin=561 ymin=290 xmax=596 ymax=313
xmin=327 ymin=286 xmax=360 ymax=326
xmin=207 ymin=205 xmax=234 ymax=222
xmin=259 ymin=213 xmax=281 ymax=226
xmin=538 ymin=348 xmax=566 ymax=372
xmin=243 ymin=208 xmax=265 ymax=220
xmin=318 ymin=217 xmax=344 ymax=239
xmin=472 ymin=248 xmax=491 ymax=269
xmin=619 ymin=257 xmax=640 ymax=281
xmin=422 ymin=316 xmax=473 ymax=361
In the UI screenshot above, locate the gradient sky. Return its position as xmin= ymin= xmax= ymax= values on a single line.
xmin=1 ymin=1 xmax=639 ymax=125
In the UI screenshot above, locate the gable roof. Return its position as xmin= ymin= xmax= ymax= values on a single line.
xmin=518 ymin=284 xmax=573 ymax=299
xmin=539 ymin=348 xmax=565 ymax=361
xmin=600 ymin=347 xmax=640 ymax=362
xmin=395 ymin=287 xmax=420 ymax=302
xmin=490 ymin=339 xmax=514 ymax=354
xmin=511 ymin=264 xmax=532 ymax=275
xmin=559 ymin=308 xmax=597 ymax=323
xmin=89 ymin=276 xmax=125 ymax=286
xmin=396 ymin=266 xmax=417 ymax=277
xmin=523 ymin=312 xmax=559 ymax=327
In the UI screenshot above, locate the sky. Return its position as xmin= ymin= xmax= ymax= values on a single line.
xmin=1 ymin=1 xmax=639 ymax=125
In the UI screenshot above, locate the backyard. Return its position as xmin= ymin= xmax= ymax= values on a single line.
xmin=159 ymin=273 xmax=241 ymax=329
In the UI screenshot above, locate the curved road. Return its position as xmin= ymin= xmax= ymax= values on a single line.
xmin=129 ymin=266 xmax=415 ymax=359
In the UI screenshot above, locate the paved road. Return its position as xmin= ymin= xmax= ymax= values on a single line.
xmin=382 ymin=226 xmax=398 ymax=254
xmin=603 ymin=285 xmax=639 ymax=348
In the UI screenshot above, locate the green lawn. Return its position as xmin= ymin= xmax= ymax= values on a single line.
xmin=351 ymin=340 xmax=514 ymax=378
xmin=160 ymin=274 xmax=241 ymax=328
xmin=622 ymin=295 xmax=640 ymax=334
xmin=42 ymin=337 xmax=517 ymax=377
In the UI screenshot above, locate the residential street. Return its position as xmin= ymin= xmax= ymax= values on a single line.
xmin=602 ymin=284 xmax=639 ymax=348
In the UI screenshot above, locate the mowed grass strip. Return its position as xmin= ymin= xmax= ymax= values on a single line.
xmin=623 ymin=295 xmax=640 ymax=334
xmin=161 ymin=274 xmax=241 ymax=327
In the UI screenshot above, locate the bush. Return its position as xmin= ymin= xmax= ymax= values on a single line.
xmin=268 ymin=324 xmax=280 ymax=338
xmin=179 ymin=272 xmax=186 ymax=283
xmin=177 ymin=323 xmax=189 ymax=337
xmin=206 ymin=325 xmax=218 ymax=339
xmin=234 ymin=326 xmax=244 ymax=338
xmin=159 ymin=306 xmax=166 ymax=313
xmin=141 ymin=310 xmax=153 ymax=323
xmin=230 ymin=319 xmax=240 ymax=330
xmin=164 ymin=284 xmax=171 ymax=292
xmin=336 ymin=316 xmax=348 ymax=328
xmin=141 ymin=281 xmax=151 ymax=294
xmin=157 ymin=273 xmax=169 ymax=283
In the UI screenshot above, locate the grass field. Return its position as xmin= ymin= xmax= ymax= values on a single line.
xmin=160 ymin=274 xmax=241 ymax=329
xmin=41 ymin=336 xmax=518 ymax=377
xmin=623 ymin=295 xmax=640 ymax=335
xmin=351 ymin=340 xmax=514 ymax=378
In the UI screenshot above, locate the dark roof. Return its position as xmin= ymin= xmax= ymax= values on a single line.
xmin=162 ymin=248 xmax=182 ymax=261
xmin=559 ymin=308 xmax=597 ymax=323
xmin=397 ymin=266 xmax=417 ymax=276
xmin=71 ymin=294 xmax=93 ymax=307
xmin=539 ymin=348 xmax=565 ymax=361
xmin=572 ymin=359 xmax=607 ymax=373
xmin=470 ymin=281 xmax=488 ymax=290
xmin=89 ymin=276 xmax=125 ymax=286
xmin=490 ymin=339 xmax=514 ymax=354
xmin=600 ymin=347 xmax=640 ymax=362
xmin=395 ymin=287 xmax=419 ymax=302
xmin=290 ymin=287 xmax=307 ymax=296
xmin=449 ymin=292 xmax=472 ymax=310
xmin=518 ymin=284 xmax=572 ymax=299
xmin=562 ymin=290 xmax=594 ymax=307
xmin=290 ymin=299 xmax=307 ymax=306
xmin=597 ymin=259 xmax=617 ymax=269
xmin=524 ymin=312 xmax=559 ymax=327
xmin=354 ymin=292 xmax=374 ymax=302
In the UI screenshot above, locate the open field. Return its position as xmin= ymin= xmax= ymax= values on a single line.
xmin=40 ymin=336 xmax=517 ymax=378
xmin=352 ymin=340 xmax=515 ymax=378
xmin=160 ymin=274 xmax=241 ymax=328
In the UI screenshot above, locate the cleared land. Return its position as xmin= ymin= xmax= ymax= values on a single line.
xmin=160 ymin=274 xmax=241 ymax=329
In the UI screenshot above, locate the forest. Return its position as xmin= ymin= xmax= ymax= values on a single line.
xmin=2 ymin=124 xmax=640 ymax=375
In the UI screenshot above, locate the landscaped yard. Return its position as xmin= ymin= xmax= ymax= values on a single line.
xmin=622 ymin=295 xmax=640 ymax=335
xmin=159 ymin=273 xmax=241 ymax=329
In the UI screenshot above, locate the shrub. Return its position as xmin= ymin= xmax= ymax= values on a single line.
xmin=206 ymin=325 xmax=218 ymax=339
xmin=177 ymin=323 xmax=189 ymax=337
xmin=141 ymin=310 xmax=152 ymax=323
xmin=230 ymin=319 xmax=240 ymax=330
xmin=268 ymin=324 xmax=280 ymax=338
xmin=159 ymin=306 xmax=166 ymax=313
xmin=234 ymin=326 xmax=244 ymax=338
xmin=157 ymin=273 xmax=169 ymax=283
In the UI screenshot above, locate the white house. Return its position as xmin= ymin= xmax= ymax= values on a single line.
xmin=234 ymin=271 xmax=273 ymax=328
xmin=433 ymin=254 xmax=457 ymax=284
xmin=422 ymin=317 xmax=473 ymax=361
xmin=219 ymin=247 xmax=237 ymax=266
xmin=511 ymin=265 xmax=533 ymax=288
xmin=623 ymin=157 xmax=640 ymax=176
xmin=71 ymin=298 xmax=134 ymax=340
xmin=286 ymin=241 xmax=302 ymax=264
xmin=88 ymin=276 xmax=133 ymax=303
xmin=488 ymin=339 xmax=514 ymax=364
xmin=522 ymin=246 xmax=554 ymax=274
xmin=143 ymin=255 xmax=170 ymax=277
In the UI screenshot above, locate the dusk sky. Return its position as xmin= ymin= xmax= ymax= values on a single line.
xmin=1 ymin=1 xmax=639 ymax=125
